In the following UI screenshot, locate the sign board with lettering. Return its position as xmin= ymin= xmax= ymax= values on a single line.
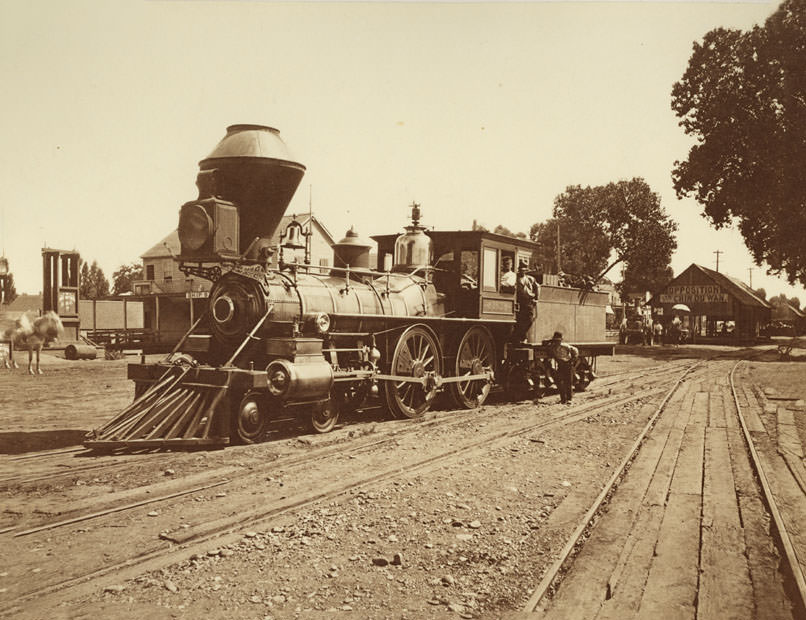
xmin=658 ymin=285 xmax=729 ymax=305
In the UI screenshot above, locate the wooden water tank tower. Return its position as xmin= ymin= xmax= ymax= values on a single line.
xmin=42 ymin=248 xmax=80 ymax=339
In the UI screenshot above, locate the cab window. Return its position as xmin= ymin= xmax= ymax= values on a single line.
xmin=482 ymin=247 xmax=498 ymax=292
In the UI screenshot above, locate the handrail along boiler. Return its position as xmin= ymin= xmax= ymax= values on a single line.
xmin=85 ymin=125 xmax=614 ymax=449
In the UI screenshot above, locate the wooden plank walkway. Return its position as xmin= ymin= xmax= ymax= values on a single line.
xmin=532 ymin=361 xmax=796 ymax=619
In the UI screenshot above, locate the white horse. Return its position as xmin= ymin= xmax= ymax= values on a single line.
xmin=2 ymin=312 xmax=64 ymax=374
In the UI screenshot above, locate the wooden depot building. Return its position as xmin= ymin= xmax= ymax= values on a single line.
xmin=651 ymin=264 xmax=772 ymax=344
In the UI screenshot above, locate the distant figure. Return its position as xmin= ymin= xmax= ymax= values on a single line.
xmin=2 ymin=311 xmax=64 ymax=374
xmin=671 ymin=315 xmax=682 ymax=347
xmin=513 ymin=261 xmax=539 ymax=343
xmin=619 ymin=316 xmax=628 ymax=345
xmin=653 ymin=320 xmax=663 ymax=346
xmin=550 ymin=331 xmax=578 ymax=404
xmin=500 ymin=256 xmax=516 ymax=293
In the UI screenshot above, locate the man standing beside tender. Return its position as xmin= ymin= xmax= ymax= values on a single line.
xmin=513 ymin=260 xmax=539 ymax=343
xmin=550 ymin=331 xmax=578 ymax=404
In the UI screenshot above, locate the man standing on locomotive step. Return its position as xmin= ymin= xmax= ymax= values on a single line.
xmin=514 ymin=260 xmax=539 ymax=343
xmin=550 ymin=331 xmax=578 ymax=404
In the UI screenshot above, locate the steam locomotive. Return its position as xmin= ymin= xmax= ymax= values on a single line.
xmin=85 ymin=125 xmax=613 ymax=449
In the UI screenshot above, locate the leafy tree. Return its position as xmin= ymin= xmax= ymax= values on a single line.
xmin=671 ymin=0 xmax=806 ymax=286
xmin=529 ymin=219 xmax=561 ymax=274
xmin=79 ymin=260 xmax=110 ymax=299
xmin=767 ymin=292 xmax=802 ymax=310
xmin=533 ymin=179 xmax=677 ymax=287
xmin=492 ymin=224 xmax=527 ymax=240
xmin=529 ymin=217 xmax=609 ymax=278
xmin=111 ymin=263 xmax=144 ymax=295
xmin=622 ymin=263 xmax=674 ymax=298
xmin=0 ymin=272 xmax=17 ymax=305
xmin=754 ymin=287 xmax=767 ymax=300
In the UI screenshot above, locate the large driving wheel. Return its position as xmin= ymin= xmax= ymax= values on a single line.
xmin=232 ymin=392 xmax=268 ymax=444
xmin=450 ymin=327 xmax=494 ymax=408
xmin=384 ymin=325 xmax=443 ymax=419
xmin=310 ymin=398 xmax=340 ymax=434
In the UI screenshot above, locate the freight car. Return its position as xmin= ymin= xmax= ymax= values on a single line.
xmin=85 ymin=125 xmax=613 ymax=449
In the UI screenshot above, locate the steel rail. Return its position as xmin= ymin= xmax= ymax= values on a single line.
xmin=521 ymin=358 xmax=703 ymax=614
xmin=729 ymin=359 xmax=806 ymax=617
xmin=13 ymin=480 xmax=230 ymax=538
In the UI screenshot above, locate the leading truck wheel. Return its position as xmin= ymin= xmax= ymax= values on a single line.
xmin=232 ymin=393 xmax=268 ymax=444
xmin=384 ymin=325 xmax=443 ymax=419
xmin=310 ymin=398 xmax=340 ymax=434
xmin=450 ymin=326 xmax=494 ymax=409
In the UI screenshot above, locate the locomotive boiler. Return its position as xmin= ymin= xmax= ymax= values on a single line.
xmin=85 ymin=125 xmax=613 ymax=450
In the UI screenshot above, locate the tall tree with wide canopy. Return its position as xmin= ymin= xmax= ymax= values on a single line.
xmin=533 ymin=179 xmax=677 ymax=291
xmin=672 ymin=0 xmax=806 ymax=286
xmin=111 ymin=263 xmax=144 ymax=296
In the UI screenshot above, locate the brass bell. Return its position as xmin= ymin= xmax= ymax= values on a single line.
xmin=281 ymin=220 xmax=305 ymax=249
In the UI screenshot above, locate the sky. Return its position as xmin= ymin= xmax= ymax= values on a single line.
xmin=1 ymin=0 xmax=801 ymax=303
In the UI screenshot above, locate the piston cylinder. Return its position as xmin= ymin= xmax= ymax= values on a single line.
xmin=266 ymin=358 xmax=334 ymax=404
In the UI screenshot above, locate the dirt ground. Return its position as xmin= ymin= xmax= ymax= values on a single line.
xmin=1 ymin=342 xmax=802 ymax=619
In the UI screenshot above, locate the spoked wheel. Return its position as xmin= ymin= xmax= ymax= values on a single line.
xmin=232 ymin=392 xmax=268 ymax=444
xmin=450 ymin=327 xmax=495 ymax=408
xmin=310 ymin=398 xmax=340 ymax=434
xmin=384 ymin=325 xmax=443 ymax=419
xmin=504 ymin=359 xmax=549 ymax=401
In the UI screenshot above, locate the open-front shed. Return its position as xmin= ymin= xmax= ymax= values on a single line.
xmin=652 ymin=263 xmax=771 ymax=344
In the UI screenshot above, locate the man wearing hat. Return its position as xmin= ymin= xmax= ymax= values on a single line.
xmin=550 ymin=331 xmax=578 ymax=404
xmin=513 ymin=260 xmax=539 ymax=343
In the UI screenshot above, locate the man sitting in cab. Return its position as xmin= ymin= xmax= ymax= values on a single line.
xmin=500 ymin=256 xmax=516 ymax=293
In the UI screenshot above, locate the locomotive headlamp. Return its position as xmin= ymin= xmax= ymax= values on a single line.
xmin=178 ymin=203 xmax=213 ymax=251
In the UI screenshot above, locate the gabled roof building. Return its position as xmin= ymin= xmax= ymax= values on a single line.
xmin=651 ymin=263 xmax=772 ymax=344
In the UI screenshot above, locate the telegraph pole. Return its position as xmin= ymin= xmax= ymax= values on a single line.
xmin=556 ymin=222 xmax=562 ymax=274
xmin=714 ymin=250 xmax=723 ymax=273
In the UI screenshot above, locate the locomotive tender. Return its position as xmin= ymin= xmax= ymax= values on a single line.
xmin=85 ymin=125 xmax=613 ymax=449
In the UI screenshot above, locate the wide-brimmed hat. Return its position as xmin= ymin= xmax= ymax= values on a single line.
xmin=552 ymin=331 xmax=563 ymax=340
xmin=518 ymin=260 xmax=528 ymax=272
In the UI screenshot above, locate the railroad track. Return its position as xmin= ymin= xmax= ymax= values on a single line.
xmin=0 ymin=361 xmax=700 ymax=617
xmin=4 ymin=366 xmax=689 ymax=538
xmin=730 ymin=360 xmax=806 ymax=616
xmin=521 ymin=357 xmax=702 ymax=613
xmin=0 ymin=359 xmax=693 ymax=492
xmin=1 ymin=360 xmax=696 ymax=522
xmin=521 ymin=352 xmax=806 ymax=619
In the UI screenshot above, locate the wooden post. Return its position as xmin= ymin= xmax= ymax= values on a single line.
xmin=155 ymin=295 xmax=161 ymax=342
